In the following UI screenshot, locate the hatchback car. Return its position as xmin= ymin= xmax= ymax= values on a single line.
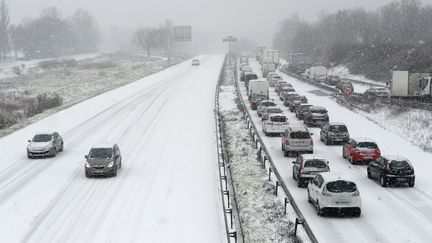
xmin=308 ymin=172 xmax=361 ymax=217
xmin=261 ymin=107 xmax=283 ymax=121
xmin=320 ymin=123 xmax=350 ymax=145
xmin=277 ymin=85 xmax=295 ymax=96
xmin=262 ymin=114 xmax=289 ymax=136
xmin=342 ymin=137 xmax=381 ymax=164
xmin=257 ymin=100 xmax=276 ymax=117
xmin=274 ymin=80 xmax=289 ymax=92
xmin=367 ymin=156 xmax=415 ymax=187
xmin=191 ymin=59 xmax=200 ymax=66
xmin=85 ymin=144 xmax=122 ymax=177
xmin=27 ymin=132 xmax=64 ymax=158
xmin=281 ymin=127 xmax=313 ymax=156
xmin=292 ymin=155 xmax=330 ymax=187
xmin=295 ymin=104 xmax=313 ymax=120
xmin=303 ymin=106 xmax=329 ymax=127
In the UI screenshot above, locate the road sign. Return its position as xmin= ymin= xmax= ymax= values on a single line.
xmin=223 ymin=36 xmax=237 ymax=42
xmin=173 ymin=26 xmax=192 ymax=42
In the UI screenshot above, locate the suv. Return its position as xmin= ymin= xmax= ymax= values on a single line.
xmin=303 ymin=106 xmax=329 ymax=127
xmin=320 ymin=123 xmax=349 ymax=145
xmin=342 ymin=137 xmax=380 ymax=164
xmin=257 ymin=100 xmax=276 ymax=117
xmin=307 ymin=172 xmax=361 ymax=217
xmin=85 ymin=144 xmax=122 ymax=177
xmin=281 ymin=127 xmax=314 ymax=157
xmin=292 ymin=155 xmax=330 ymax=187
xmin=295 ymin=104 xmax=313 ymax=120
xmin=27 ymin=132 xmax=64 ymax=158
xmin=367 ymin=156 xmax=415 ymax=187
xmin=191 ymin=59 xmax=200 ymax=66
xmin=262 ymin=114 xmax=289 ymax=136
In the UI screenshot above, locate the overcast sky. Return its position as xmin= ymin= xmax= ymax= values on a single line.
xmin=8 ymin=0 xmax=432 ymax=49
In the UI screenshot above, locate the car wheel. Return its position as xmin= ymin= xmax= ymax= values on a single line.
xmin=349 ymin=155 xmax=354 ymax=164
xmin=380 ymin=175 xmax=387 ymax=187
xmin=297 ymin=178 xmax=303 ymax=188
xmin=119 ymin=160 xmax=122 ymax=169
xmin=409 ymin=179 xmax=415 ymax=187
xmin=316 ymin=201 xmax=324 ymax=216
xmin=59 ymin=142 xmax=64 ymax=152
xmin=85 ymin=170 xmax=91 ymax=178
xmin=292 ymin=169 xmax=296 ymax=180
xmin=307 ymin=190 xmax=312 ymax=203
xmin=264 ymin=132 xmax=268 ymax=136
xmin=325 ymin=137 xmax=329 ymax=145
xmin=342 ymin=148 xmax=346 ymax=159
xmin=51 ymin=148 xmax=57 ymax=157
xmin=283 ymin=150 xmax=289 ymax=157
xmin=354 ymin=209 xmax=361 ymax=217
xmin=367 ymin=169 xmax=372 ymax=179
xmin=112 ymin=166 xmax=117 ymax=177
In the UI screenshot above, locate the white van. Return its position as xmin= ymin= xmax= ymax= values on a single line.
xmin=307 ymin=66 xmax=327 ymax=81
xmin=248 ymin=79 xmax=269 ymax=99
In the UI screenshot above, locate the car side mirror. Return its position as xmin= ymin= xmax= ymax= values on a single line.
xmin=292 ymin=161 xmax=296 ymax=164
xmin=84 ymin=155 xmax=88 ymax=159
xmin=310 ymin=133 xmax=314 ymax=135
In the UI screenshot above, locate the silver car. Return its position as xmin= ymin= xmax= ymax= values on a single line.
xmin=85 ymin=144 xmax=122 ymax=177
xmin=27 ymin=132 xmax=63 ymax=158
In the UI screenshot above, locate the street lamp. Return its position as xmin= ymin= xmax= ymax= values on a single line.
xmin=222 ymin=36 xmax=237 ymax=65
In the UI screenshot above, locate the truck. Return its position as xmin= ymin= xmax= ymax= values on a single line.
xmin=255 ymin=46 xmax=266 ymax=61
xmin=248 ymin=79 xmax=269 ymax=100
xmin=305 ymin=66 xmax=327 ymax=81
xmin=261 ymin=62 xmax=276 ymax=78
xmin=391 ymin=71 xmax=432 ymax=99
xmin=287 ymin=53 xmax=311 ymax=75
xmin=262 ymin=49 xmax=280 ymax=67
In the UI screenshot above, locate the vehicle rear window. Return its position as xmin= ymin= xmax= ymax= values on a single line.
xmin=304 ymin=159 xmax=327 ymax=168
xmin=270 ymin=116 xmax=287 ymax=122
xmin=326 ymin=180 xmax=357 ymax=193
xmin=329 ymin=125 xmax=347 ymax=132
xmin=290 ymin=131 xmax=310 ymax=139
xmin=267 ymin=108 xmax=282 ymax=113
xmin=357 ymin=142 xmax=378 ymax=148
xmin=262 ymin=102 xmax=275 ymax=107
xmin=389 ymin=160 xmax=411 ymax=170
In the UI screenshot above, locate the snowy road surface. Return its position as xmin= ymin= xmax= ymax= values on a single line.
xmin=239 ymin=59 xmax=432 ymax=243
xmin=0 ymin=55 xmax=226 ymax=243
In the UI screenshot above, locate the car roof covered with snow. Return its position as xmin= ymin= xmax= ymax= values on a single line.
xmin=319 ymin=172 xmax=355 ymax=183
xmin=352 ymin=137 xmax=376 ymax=143
xmin=301 ymin=154 xmax=329 ymax=162
xmin=382 ymin=155 xmax=410 ymax=162
xmin=91 ymin=143 xmax=116 ymax=149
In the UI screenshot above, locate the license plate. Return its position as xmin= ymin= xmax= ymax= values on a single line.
xmin=335 ymin=201 xmax=349 ymax=205
xmin=396 ymin=178 xmax=406 ymax=182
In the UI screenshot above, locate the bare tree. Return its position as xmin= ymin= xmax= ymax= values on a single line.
xmin=0 ymin=0 xmax=10 ymax=60
xmin=133 ymin=27 xmax=159 ymax=57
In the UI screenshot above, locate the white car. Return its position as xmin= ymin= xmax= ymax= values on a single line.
xmin=307 ymin=172 xmax=361 ymax=217
xmin=27 ymin=132 xmax=64 ymax=158
xmin=262 ymin=114 xmax=288 ymax=136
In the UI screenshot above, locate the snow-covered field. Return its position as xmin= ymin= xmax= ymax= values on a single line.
xmin=239 ymin=59 xmax=432 ymax=243
xmin=0 ymin=55 xmax=226 ymax=242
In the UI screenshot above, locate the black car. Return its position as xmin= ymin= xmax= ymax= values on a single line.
xmin=367 ymin=156 xmax=415 ymax=187
xmin=320 ymin=123 xmax=349 ymax=145
xmin=244 ymin=72 xmax=259 ymax=89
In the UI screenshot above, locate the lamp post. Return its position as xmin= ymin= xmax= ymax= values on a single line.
xmin=222 ymin=36 xmax=237 ymax=65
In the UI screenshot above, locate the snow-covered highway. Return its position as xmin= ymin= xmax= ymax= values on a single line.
xmin=0 ymin=55 xmax=226 ymax=242
xmin=239 ymin=59 xmax=432 ymax=243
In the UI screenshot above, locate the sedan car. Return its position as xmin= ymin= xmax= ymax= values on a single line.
xmin=191 ymin=59 xmax=200 ymax=66
xmin=303 ymin=106 xmax=329 ymax=127
xmin=292 ymin=155 xmax=330 ymax=187
xmin=363 ymin=87 xmax=390 ymax=99
xmin=27 ymin=132 xmax=63 ymax=158
xmin=342 ymin=137 xmax=381 ymax=164
xmin=367 ymin=156 xmax=415 ymax=187
xmin=257 ymin=100 xmax=276 ymax=117
xmin=85 ymin=144 xmax=122 ymax=177
xmin=261 ymin=106 xmax=283 ymax=121
xmin=308 ymin=172 xmax=361 ymax=217
xmin=320 ymin=122 xmax=350 ymax=145
xmin=262 ymin=114 xmax=289 ymax=136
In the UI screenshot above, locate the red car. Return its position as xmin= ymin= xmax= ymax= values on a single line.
xmin=342 ymin=137 xmax=380 ymax=164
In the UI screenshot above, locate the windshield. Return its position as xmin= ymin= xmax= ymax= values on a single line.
xmin=311 ymin=108 xmax=327 ymax=114
xmin=267 ymin=108 xmax=282 ymax=113
xmin=270 ymin=116 xmax=287 ymax=122
xmin=32 ymin=134 xmax=52 ymax=142
xmin=304 ymin=159 xmax=327 ymax=168
xmin=326 ymin=180 xmax=357 ymax=193
xmin=329 ymin=125 xmax=348 ymax=132
xmin=89 ymin=148 xmax=113 ymax=159
xmin=357 ymin=142 xmax=378 ymax=148
xmin=290 ymin=131 xmax=310 ymax=139
xmin=389 ymin=160 xmax=411 ymax=170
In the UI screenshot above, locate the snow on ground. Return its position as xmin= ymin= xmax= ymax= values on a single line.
xmin=219 ymin=65 xmax=298 ymax=243
xmin=240 ymin=58 xmax=432 ymax=243
xmin=0 ymin=55 xmax=226 ymax=243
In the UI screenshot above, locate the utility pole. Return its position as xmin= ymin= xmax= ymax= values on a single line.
xmin=223 ymin=36 xmax=237 ymax=65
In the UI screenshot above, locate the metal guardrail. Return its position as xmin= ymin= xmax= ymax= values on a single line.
xmin=215 ymin=55 xmax=243 ymax=243
xmin=343 ymin=78 xmax=387 ymax=88
xmin=235 ymin=62 xmax=319 ymax=243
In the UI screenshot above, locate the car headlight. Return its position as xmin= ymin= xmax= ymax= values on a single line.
xmin=107 ymin=161 xmax=114 ymax=168
xmin=85 ymin=161 xmax=91 ymax=168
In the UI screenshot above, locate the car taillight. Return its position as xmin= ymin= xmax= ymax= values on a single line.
xmin=352 ymin=191 xmax=360 ymax=197
xmin=352 ymin=149 xmax=359 ymax=154
xmin=310 ymin=139 xmax=313 ymax=145
xmin=300 ymin=166 xmax=304 ymax=174
xmin=251 ymin=99 xmax=256 ymax=104
xmin=267 ymin=122 xmax=274 ymax=125
xmin=376 ymin=149 xmax=381 ymax=155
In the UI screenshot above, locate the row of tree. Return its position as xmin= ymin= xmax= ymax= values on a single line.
xmin=132 ymin=21 xmax=173 ymax=58
xmin=0 ymin=1 xmax=100 ymax=60
xmin=272 ymin=0 xmax=432 ymax=79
